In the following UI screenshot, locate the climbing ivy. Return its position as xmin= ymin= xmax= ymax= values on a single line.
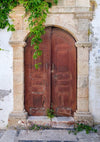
xmin=0 ymin=0 xmax=58 ymax=69
xmin=90 ymin=0 xmax=97 ymax=11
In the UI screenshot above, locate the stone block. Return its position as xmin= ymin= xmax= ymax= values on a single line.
xmin=74 ymin=111 xmax=93 ymax=126
xmin=77 ymin=47 xmax=89 ymax=61
xmin=28 ymin=116 xmax=50 ymax=127
xmin=9 ymin=5 xmax=25 ymax=30
xmin=0 ymin=130 xmax=16 ymax=142
xmin=13 ymin=82 xmax=24 ymax=95
xmin=57 ymin=0 xmax=64 ymax=6
xmin=77 ymin=98 xmax=89 ymax=112
xmin=77 ymin=19 xmax=89 ymax=42
xmin=76 ymin=0 xmax=90 ymax=7
xmin=8 ymin=111 xmax=28 ymax=127
xmin=13 ymin=47 xmax=24 ymax=60
xmin=64 ymin=0 xmax=76 ymax=7
xmin=10 ymin=4 xmax=25 ymax=16
xmin=77 ymin=87 xmax=88 ymax=98
xmin=58 ymin=0 xmax=75 ymax=7
xmin=13 ymin=16 xmax=23 ymax=30
xmin=13 ymin=59 xmax=24 ymax=73
xmin=23 ymin=15 xmax=30 ymax=31
xmin=14 ymin=93 xmax=24 ymax=111
xmin=13 ymin=72 xmax=24 ymax=84
xmin=10 ymin=31 xmax=28 ymax=43
xmin=45 ymin=14 xmax=77 ymax=40
xmin=52 ymin=117 xmax=74 ymax=128
xmin=77 ymin=75 xmax=88 ymax=88
xmin=28 ymin=116 xmax=74 ymax=129
xmin=75 ymin=12 xmax=93 ymax=19
xmin=78 ymin=61 xmax=88 ymax=75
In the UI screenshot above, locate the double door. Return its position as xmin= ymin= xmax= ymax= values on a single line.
xmin=24 ymin=27 xmax=77 ymax=116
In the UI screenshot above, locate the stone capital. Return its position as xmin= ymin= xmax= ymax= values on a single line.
xmin=9 ymin=30 xmax=29 ymax=43
xmin=9 ymin=41 xmax=26 ymax=48
xmin=75 ymin=42 xmax=92 ymax=48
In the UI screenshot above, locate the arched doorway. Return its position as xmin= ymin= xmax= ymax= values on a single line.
xmin=24 ymin=27 xmax=77 ymax=116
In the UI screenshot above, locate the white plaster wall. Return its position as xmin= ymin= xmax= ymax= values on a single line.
xmin=0 ymin=28 xmax=13 ymax=128
xmin=89 ymin=0 xmax=100 ymax=124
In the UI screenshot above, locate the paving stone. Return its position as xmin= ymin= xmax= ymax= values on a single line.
xmin=1 ymin=128 xmax=100 ymax=142
xmin=63 ymin=141 xmax=77 ymax=142
xmin=19 ymin=141 xmax=44 ymax=142
xmin=19 ymin=141 xmax=35 ymax=142
xmin=47 ymin=141 xmax=61 ymax=142
xmin=18 ymin=141 xmax=77 ymax=142
xmin=0 ymin=130 xmax=5 ymax=138
xmin=0 ymin=130 xmax=16 ymax=142
xmin=94 ymin=125 xmax=100 ymax=135
xmin=17 ymin=130 xmax=77 ymax=141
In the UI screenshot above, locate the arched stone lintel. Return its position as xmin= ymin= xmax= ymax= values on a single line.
xmin=9 ymin=25 xmax=79 ymax=45
xmin=45 ymin=24 xmax=78 ymax=42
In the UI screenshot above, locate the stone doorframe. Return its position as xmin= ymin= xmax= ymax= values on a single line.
xmin=8 ymin=4 xmax=93 ymax=126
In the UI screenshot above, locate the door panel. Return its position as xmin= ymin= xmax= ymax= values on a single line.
xmin=51 ymin=28 xmax=76 ymax=116
xmin=24 ymin=27 xmax=51 ymax=116
xmin=24 ymin=27 xmax=76 ymax=116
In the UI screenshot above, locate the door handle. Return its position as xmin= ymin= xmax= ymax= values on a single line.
xmin=51 ymin=63 xmax=55 ymax=73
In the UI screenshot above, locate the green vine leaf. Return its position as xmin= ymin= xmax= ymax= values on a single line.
xmin=37 ymin=50 xmax=42 ymax=56
xmin=35 ymin=63 xmax=42 ymax=70
xmin=33 ymin=54 xmax=38 ymax=60
xmin=0 ymin=0 xmax=58 ymax=69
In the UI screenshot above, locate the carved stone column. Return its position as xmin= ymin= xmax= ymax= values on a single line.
xmin=8 ymin=5 xmax=28 ymax=127
xmin=74 ymin=42 xmax=93 ymax=126
xmin=8 ymin=41 xmax=28 ymax=127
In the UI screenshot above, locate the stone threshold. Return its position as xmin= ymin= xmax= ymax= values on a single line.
xmin=28 ymin=116 xmax=74 ymax=129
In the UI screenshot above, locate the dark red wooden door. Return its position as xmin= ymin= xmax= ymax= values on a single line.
xmin=51 ymin=28 xmax=77 ymax=116
xmin=24 ymin=27 xmax=76 ymax=116
xmin=24 ymin=27 xmax=51 ymax=116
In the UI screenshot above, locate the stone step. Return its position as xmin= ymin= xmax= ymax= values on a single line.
xmin=28 ymin=116 xmax=74 ymax=129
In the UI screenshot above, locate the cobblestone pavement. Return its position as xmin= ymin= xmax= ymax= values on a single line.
xmin=0 ymin=126 xmax=100 ymax=142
